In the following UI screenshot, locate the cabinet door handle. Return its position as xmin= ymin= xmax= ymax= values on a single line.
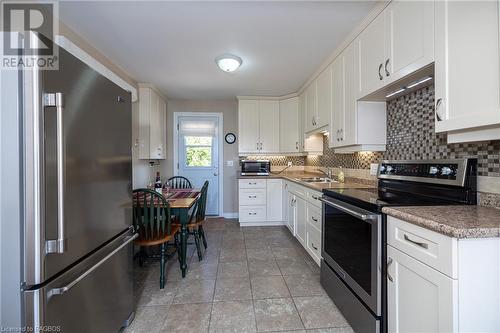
xmin=257 ymin=142 xmax=259 ymax=150
xmin=403 ymin=234 xmax=429 ymax=249
xmin=435 ymin=98 xmax=444 ymax=121
xmin=387 ymin=257 xmax=394 ymax=282
xmin=296 ymin=141 xmax=299 ymax=150
xmin=311 ymin=217 xmax=318 ymax=222
xmin=378 ymin=63 xmax=383 ymax=80
xmin=340 ymin=129 xmax=344 ymax=141
xmin=311 ymin=195 xmax=319 ymax=200
xmin=385 ymin=58 xmax=390 ymax=77
xmin=311 ymin=243 xmax=318 ymax=251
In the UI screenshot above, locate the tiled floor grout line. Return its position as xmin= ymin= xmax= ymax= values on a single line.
xmin=244 ymin=231 xmax=260 ymax=333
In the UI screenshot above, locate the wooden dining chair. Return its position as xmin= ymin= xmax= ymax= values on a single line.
xmin=166 ymin=176 xmax=193 ymax=189
xmin=173 ymin=181 xmax=209 ymax=261
xmin=132 ymin=189 xmax=180 ymax=289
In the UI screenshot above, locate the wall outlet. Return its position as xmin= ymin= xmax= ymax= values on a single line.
xmin=227 ymin=160 xmax=234 ymax=167
xmin=287 ymin=161 xmax=293 ymax=167
xmin=370 ymin=163 xmax=379 ymax=176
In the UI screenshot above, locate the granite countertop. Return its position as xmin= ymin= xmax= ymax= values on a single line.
xmin=383 ymin=206 xmax=500 ymax=239
xmin=237 ymin=171 xmax=376 ymax=191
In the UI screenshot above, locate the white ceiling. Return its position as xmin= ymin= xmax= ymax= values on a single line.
xmin=59 ymin=1 xmax=376 ymax=100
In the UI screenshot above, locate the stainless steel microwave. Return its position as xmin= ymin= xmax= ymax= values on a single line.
xmin=240 ymin=160 xmax=271 ymax=176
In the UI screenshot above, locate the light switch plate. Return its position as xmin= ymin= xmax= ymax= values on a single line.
xmin=227 ymin=160 xmax=234 ymax=167
xmin=370 ymin=163 xmax=379 ymax=176
xmin=287 ymin=161 xmax=292 ymax=167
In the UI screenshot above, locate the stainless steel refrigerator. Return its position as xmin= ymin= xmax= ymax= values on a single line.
xmin=1 ymin=44 xmax=137 ymax=332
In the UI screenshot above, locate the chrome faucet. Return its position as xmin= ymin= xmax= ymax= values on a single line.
xmin=317 ymin=168 xmax=332 ymax=179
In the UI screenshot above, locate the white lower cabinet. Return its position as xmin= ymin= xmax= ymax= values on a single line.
xmin=306 ymin=223 xmax=321 ymax=265
xmin=387 ymin=216 xmax=500 ymax=333
xmin=387 ymin=245 xmax=456 ymax=333
xmin=238 ymin=179 xmax=283 ymax=225
xmin=285 ymin=181 xmax=323 ymax=265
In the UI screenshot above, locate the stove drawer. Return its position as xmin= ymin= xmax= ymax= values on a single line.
xmin=387 ymin=216 xmax=457 ymax=278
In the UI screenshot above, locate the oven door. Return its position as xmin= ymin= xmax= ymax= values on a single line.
xmin=320 ymin=196 xmax=381 ymax=316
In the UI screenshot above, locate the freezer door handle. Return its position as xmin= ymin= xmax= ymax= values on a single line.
xmin=44 ymin=92 xmax=67 ymax=254
xmin=47 ymin=232 xmax=138 ymax=298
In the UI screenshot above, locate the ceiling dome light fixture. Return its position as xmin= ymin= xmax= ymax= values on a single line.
xmin=215 ymin=54 xmax=242 ymax=72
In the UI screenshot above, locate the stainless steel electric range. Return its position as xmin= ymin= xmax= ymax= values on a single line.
xmin=319 ymin=159 xmax=477 ymax=333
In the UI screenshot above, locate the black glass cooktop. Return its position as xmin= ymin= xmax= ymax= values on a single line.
xmin=322 ymin=185 xmax=471 ymax=213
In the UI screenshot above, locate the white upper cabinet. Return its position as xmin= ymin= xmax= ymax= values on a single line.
xmin=279 ymin=97 xmax=300 ymax=153
xmin=359 ymin=1 xmax=434 ymax=98
xmin=315 ymin=66 xmax=332 ymax=130
xmin=238 ymin=99 xmax=260 ymax=153
xmin=305 ymin=81 xmax=317 ymax=133
xmin=385 ymin=0 xmax=434 ymax=83
xmin=330 ymin=56 xmax=344 ymax=148
xmin=259 ymin=100 xmax=280 ymax=153
xmin=238 ymin=99 xmax=280 ymax=154
xmin=435 ymin=0 xmax=500 ymax=142
xmin=298 ymin=92 xmax=306 ymax=151
xmin=330 ymin=40 xmax=387 ymax=152
xmin=138 ymin=85 xmax=167 ymax=159
xmin=359 ymin=12 xmax=386 ymax=98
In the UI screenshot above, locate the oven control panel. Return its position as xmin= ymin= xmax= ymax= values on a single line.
xmin=379 ymin=162 xmax=458 ymax=180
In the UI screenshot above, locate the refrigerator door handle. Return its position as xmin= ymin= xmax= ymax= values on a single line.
xmin=47 ymin=232 xmax=138 ymax=298
xmin=44 ymin=92 xmax=67 ymax=254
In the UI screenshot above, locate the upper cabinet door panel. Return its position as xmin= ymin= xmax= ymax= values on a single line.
xmin=238 ymin=100 xmax=260 ymax=153
xmin=259 ymin=100 xmax=280 ymax=153
xmin=305 ymin=81 xmax=317 ymax=132
xmin=330 ymin=56 xmax=344 ymax=148
xmin=359 ymin=12 xmax=386 ymax=98
xmin=343 ymin=40 xmax=360 ymax=147
xmin=279 ymin=97 xmax=300 ymax=153
xmin=435 ymin=0 xmax=500 ymax=132
xmin=316 ymin=65 xmax=332 ymax=129
xmin=386 ymin=0 xmax=434 ymax=83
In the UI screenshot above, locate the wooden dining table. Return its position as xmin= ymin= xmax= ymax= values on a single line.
xmin=132 ymin=188 xmax=201 ymax=278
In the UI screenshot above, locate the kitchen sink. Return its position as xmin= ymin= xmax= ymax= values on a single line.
xmin=299 ymin=177 xmax=337 ymax=183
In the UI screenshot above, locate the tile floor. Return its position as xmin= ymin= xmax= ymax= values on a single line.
xmin=126 ymin=218 xmax=353 ymax=333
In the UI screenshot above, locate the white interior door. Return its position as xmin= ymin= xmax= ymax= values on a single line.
xmin=177 ymin=116 xmax=219 ymax=215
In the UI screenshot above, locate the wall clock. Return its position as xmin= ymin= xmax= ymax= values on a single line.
xmin=225 ymin=133 xmax=236 ymax=144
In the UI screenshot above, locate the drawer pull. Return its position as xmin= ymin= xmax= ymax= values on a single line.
xmin=311 ymin=243 xmax=318 ymax=251
xmin=248 ymin=195 xmax=257 ymax=199
xmin=403 ymin=234 xmax=429 ymax=249
xmin=311 ymin=217 xmax=318 ymax=222
xmin=248 ymin=212 xmax=257 ymax=215
xmin=311 ymin=195 xmax=319 ymax=200
xmin=387 ymin=257 xmax=394 ymax=282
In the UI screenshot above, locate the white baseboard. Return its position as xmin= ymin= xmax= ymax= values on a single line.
xmin=221 ymin=212 xmax=239 ymax=219
xmin=239 ymin=221 xmax=287 ymax=227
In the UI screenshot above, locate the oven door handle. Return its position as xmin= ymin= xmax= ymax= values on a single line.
xmin=319 ymin=197 xmax=379 ymax=221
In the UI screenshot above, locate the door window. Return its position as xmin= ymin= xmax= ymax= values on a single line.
xmin=184 ymin=136 xmax=213 ymax=167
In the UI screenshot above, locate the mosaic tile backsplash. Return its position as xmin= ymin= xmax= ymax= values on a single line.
xmin=308 ymin=85 xmax=500 ymax=177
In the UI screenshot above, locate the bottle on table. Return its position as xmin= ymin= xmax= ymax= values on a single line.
xmin=154 ymin=172 xmax=162 ymax=194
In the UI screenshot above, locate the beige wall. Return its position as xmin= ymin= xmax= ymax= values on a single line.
xmin=162 ymin=99 xmax=239 ymax=215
